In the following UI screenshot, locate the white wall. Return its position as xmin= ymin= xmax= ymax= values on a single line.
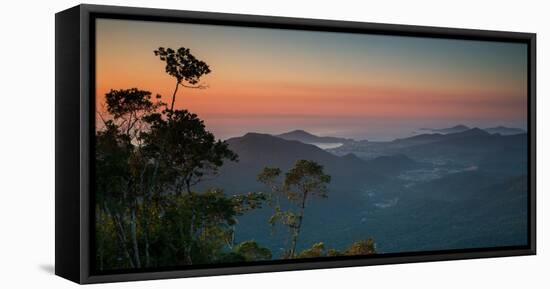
xmin=0 ymin=0 xmax=546 ymax=287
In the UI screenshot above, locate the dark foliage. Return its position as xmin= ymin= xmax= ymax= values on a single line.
xmin=154 ymin=47 xmax=211 ymax=85
xmin=154 ymin=47 xmax=211 ymax=111
xmin=95 ymin=47 xmax=375 ymax=271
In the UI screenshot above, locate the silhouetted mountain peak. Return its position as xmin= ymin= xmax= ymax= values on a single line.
xmin=420 ymin=124 xmax=471 ymax=134
xmin=451 ymin=124 xmax=469 ymax=130
xmin=241 ymin=132 xmax=274 ymax=139
xmin=277 ymin=129 xmax=317 ymax=138
xmin=395 ymin=127 xmax=491 ymax=146
xmin=419 ymin=124 xmax=526 ymax=137
xmin=484 ymin=126 xmax=526 ymax=135
xmin=226 ymin=132 xmax=332 ymax=163
xmin=393 ymin=133 xmax=445 ymax=144
xmin=230 ymin=132 xmax=305 ymax=148
xmin=217 ymin=132 xmax=385 ymax=192
xmin=282 ymin=129 xmax=311 ymax=135
xmin=450 ymin=127 xmax=490 ymax=137
xmin=276 ymin=129 xmax=352 ymax=144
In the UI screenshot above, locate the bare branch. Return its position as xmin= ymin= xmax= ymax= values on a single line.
xmin=179 ymin=83 xmax=209 ymax=89
xmin=96 ymin=111 xmax=109 ymax=128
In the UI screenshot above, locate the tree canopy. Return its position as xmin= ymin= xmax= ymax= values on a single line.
xmin=95 ymin=46 xmax=376 ymax=271
xmin=154 ymin=47 xmax=211 ymax=111
xmin=258 ymin=160 xmax=332 ymax=258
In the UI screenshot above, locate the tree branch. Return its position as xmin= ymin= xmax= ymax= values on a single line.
xmin=96 ymin=111 xmax=109 ymax=127
xmin=179 ymin=83 xmax=209 ymax=89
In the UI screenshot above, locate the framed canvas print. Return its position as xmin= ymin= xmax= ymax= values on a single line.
xmin=55 ymin=4 xmax=536 ymax=284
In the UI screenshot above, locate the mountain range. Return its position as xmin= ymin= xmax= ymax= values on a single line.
xmin=198 ymin=127 xmax=529 ymax=255
xmin=420 ymin=125 xmax=525 ymax=136
xmin=394 ymin=127 xmax=490 ymax=146
xmin=420 ymin=124 xmax=470 ymax=134
xmin=200 ymin=133 xmax=385 ymax=194
xmin=205 ymin=128 xmax=528 ymax=189
xmin=276 ymin=129 xmax=353 ymax=144
xmin=484 ymin=126 xmax=527 ymax=135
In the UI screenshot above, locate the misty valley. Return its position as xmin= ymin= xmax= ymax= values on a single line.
xmin=199 ymin=126 xmax=528 ymax=256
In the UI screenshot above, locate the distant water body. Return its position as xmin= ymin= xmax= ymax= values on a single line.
xmin=208 ymin=116 xmax=527 ymax=142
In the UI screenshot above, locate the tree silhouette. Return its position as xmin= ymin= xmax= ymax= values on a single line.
xmin=142 ymin=109 xmax=238 ymax=194
xmin=96 ymin=121 xmax=136 ymax=268
xmin=154 ymin=47 xmax=211 ymax=112
xmin=102 ymin=88 xmax=163 ymax=137
xmin=258 ymin=160 xmax=331 ymax=258
xmin=95 ymin=45 xmax=376 ymax=270
xmin=96 ymin=88 xmax=163 ymax=269
xmin=284 ymin=160 xmax=330 ymax=257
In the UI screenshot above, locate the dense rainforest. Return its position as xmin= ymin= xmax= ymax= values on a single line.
xmin=94 ymin=47 xmax=375 ymax=271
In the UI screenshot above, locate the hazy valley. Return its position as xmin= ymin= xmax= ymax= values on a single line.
xmin=198 ymin=126 xmax=528 ymax=256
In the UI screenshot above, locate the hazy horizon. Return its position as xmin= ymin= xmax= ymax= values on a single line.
xmin=207 ymin=119 xmax=528 ymax=141
xmin=96 ymin=19 xmax=528 ymax=142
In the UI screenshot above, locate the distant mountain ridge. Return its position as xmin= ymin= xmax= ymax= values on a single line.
xmin=276 ymin=129 xmax=353 ymax=144
xmin=420 ymin=125 xmax=525 ymax=136
xmin=198 ymin=132 xmax=384 ymax=194
xmin=420 ymin=124 xmax=470 ymax=134
xmin=394 ymin=127 xmax=490 ymax=145
xmin=484 ymin=126 xmax=526 ymax=135
xmin=225 ymin=133 xmax=369 ymax=174
xmin=204 ymin=130 xmax=528 ymax=255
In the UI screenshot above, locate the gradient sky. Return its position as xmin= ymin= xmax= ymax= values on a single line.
xmin=96 ymin=19 xmax=528 ymax=140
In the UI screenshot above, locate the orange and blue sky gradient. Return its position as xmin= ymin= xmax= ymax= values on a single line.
xmin=96 ymin=19 xmax=528 ymax=140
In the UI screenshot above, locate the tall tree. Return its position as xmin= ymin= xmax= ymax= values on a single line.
xmin=258 ymin=160 xmax=331 ymax=258
xmin=96 ymin=88 xmax=163 ymax=269
xmin=95 ymin=46 xmax=275 ymax=270
xmin=142 ymin=110 xmax=238 ymax=194
xmin=284 ymin=160 xmax=330 ymax=257
xmin=96 ymin=121 xmax=135 ymax=268
xmin=154 ymin=189 xmax=267 ymax=265
xmin=132 ymin=90 xmax=239 ymax=266
xmin=150 ymin=47 xmax=227 ymax=194
xmin=154 ymin=47 xmax=211 ymax=112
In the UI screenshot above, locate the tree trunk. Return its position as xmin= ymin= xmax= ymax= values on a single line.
xmin=169 ymin=81 xmax=180 ymax=112
xmin=130 ymin=207 xmax=141 ymax=268
xmin=184 ymin=211 xmax=196 ymax=265
xmin=142 ymin=201 xmax=151 ymax=268
xmin=144 ymin=231 xmax=150 ymax=267
xmin=229 ymin=225 xmax=236 ymax=249
xmin=185 ymin=178 xmax=192 ymax=194
xmin=107 ymin=205 xmax=135 ymax=268
xmin=139 ymin=165 xmax=151 ymax=268
xmin=290 ymin=192 xmax=308 ymax=258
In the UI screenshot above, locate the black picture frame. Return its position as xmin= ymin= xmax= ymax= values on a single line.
xmin=55 ymin=4 xmax=536 ymax=284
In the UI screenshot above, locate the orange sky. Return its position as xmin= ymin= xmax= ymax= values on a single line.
xmin=95 ymin=19 xmax=528 ymax=140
